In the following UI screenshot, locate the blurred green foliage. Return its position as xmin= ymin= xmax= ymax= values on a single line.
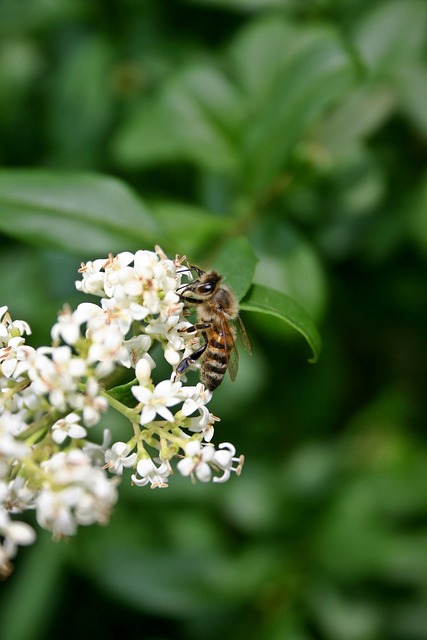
xmin=1 ymin=1 xmax=427 ymax=639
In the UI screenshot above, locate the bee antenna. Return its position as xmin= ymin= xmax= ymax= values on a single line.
xmin=176 ymin=282 xmax=190 ymax=293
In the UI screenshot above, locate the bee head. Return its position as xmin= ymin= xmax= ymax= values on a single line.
xmin=179 ymin=270 xmax=222 ymax=304
xmin=197 ymin=271 xmax=222 ymax=295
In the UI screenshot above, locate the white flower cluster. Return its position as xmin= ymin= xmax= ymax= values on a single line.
xmin=0 ymin=247 xmax=244 ymax=578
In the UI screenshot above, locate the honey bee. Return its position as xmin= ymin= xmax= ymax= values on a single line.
xmin=176 ymin=265 xmax=251 ymax=391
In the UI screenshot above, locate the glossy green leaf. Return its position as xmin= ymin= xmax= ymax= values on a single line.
xmin=0 ymin=170 xmax=160 ymax=256
xmin=230 ymin=17 xmax=356 ymax=193
xmin=212 ymin=236 xmax=258 ymax=301
xmin=106 ymin=379 xmax=137 ymax=408
xmin=254 ymin=240 xmax=327 ymax=321
xmin=240 ymin=283 xmax=321 ymax=361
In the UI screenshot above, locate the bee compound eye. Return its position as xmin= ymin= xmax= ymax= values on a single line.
xmin=198 ymin=282 xmax=215 ymax=294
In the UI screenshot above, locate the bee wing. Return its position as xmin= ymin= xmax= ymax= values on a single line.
xmin=222 ymin=315 xmax=251 ymax=383
xmin=236 ymin=315 xmax=252 ymax=355
xmin=217 ymin=313 xmax=239 ymax=382
xmin=227 ymin=331 xmax=239 ymax=382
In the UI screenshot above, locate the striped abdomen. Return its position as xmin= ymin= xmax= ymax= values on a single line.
xmin=201 ymin=324 xmax=235 ymax=391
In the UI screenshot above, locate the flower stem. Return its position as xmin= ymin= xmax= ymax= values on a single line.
xmin=100 ymin=388 xmax=138 ymax=421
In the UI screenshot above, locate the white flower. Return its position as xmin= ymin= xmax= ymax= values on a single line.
xmin=36 ymin=450 xmax=118 ymax=537
xmin=161 ymin=321 xmax=194 ymax=367
xmin=0 ymin=305 xmax=8 ymax=323
xmin=212 ymin=442 xmax=245 ymax=483
xmin=102 ymin=252 xmax=138 ymax=298
xmin=134 ymin=249 xmax=165 ymax=282
xmin=134 ymin=355 xmax=154 ymax=385
xmin=0 ymin=413 xmax=30 ymax=472
xmin=83 ymin=429 xmax=111 ymax=466
xmin=27 ymin=346 xmax=87 ymax=411
xmin=181 ymin=383 xmax=212 ymax=417
xmin=0 ymin=247 xmax=246 ymax=576
xmin=74 ymin=301 xmax=105 ymax=324
xmin=0 ymin=506 xmax=36 ymax=563
xmin=145 ymin=303 xmax=184 ymax=338
xmin=4 ymin=476 xmax=36 ymax=512
xmin=0 ymin=336 xmax=23 ymax=378
xmin=100 ymin=297 xmax=136 ymax=335
xmin=1 ymin=494 xmax=37 ymax=577
xmin=132 ymin=379 xmax=184 ymax=424
xmin=104 ymin=442 xmax=137 ymax=475
xmin=51 ymin=413 xmax=87 ymax=444
xmin=122 ymin=335 xmax=153 ymax=369
xmin=11 ymin=319 xmax=31 ymax=337
xmin=131 ymin=458 xmax=170 ymax=488
xmin=74 ymin=473 xmax=119 ymax=527
xmin=73 ymin=377 xmax=108 ymax=427
xmin=76 ymin=258 xmax=110 ymax=296
xmin=177 ymin=440 xmax=216 ymax=482
xmin=177 ymin=440 xmax=244 ymax=483
xmin=51 ymin=305 xmax=83 ymax=345
xmin=36 ymin=487 xmax=81 ymax=536
xmin=87 ymin=321 xmax=130 ymax=366
xmin=186 ymin=406 xmax=219 ymax=442
xmin=0 ymin=307 xmax=31 ymax=346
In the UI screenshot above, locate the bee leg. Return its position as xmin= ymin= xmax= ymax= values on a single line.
xmin=178 ymin=322 xmax=211 ymax=336
xmin=176 ymin=342 xmax=208 ymax=375
xmin=176 ymin=323 xmax=211 ymax=375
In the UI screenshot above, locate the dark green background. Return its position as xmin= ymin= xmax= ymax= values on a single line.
xmin=1 ymin=1 xmax=427 ymax=639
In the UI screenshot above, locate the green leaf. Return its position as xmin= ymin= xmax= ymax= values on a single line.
xmin=314 ymin=85 xmax=396 ymax=153
xmin=47 ymin=36 xmax=114 ymax=167
xmin=106 ymin=379 xmax=137 ymax=408
xmin=0 ymin=531 xmax=67 ymax=640
xmin=212 ymin=236 xmax=258 ymax=301
xmin=150 ymin=201 xmax=233 ymax=257
xmin=240 ymin=283 xmax=322 ymax=362
xmin=230 ymin=17 xmax=356 ymax=193
xmin=0 ymin=170 xmax=161 ymax=256
xmin=112 ymin=63 xmax=242 ymax=171
xmin=188 ymin=0 xmax=292 ymax=9
xmin=394 ymin=63 xmax=427 ymax=138
xmin=254 ymin=237 xmax=327 ymax=322
xmin=409 ymin=171 xmax=427 ymax=253
xmin=352 ymin=0 xmax=427 ymax=75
